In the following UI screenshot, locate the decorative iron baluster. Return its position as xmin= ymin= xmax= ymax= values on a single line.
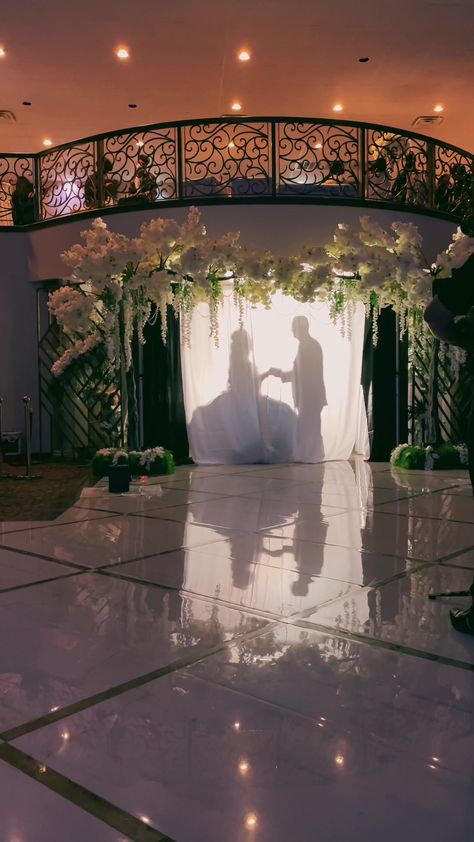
xmin=182 ymin=121 xmax=271 ymax=198
xmin=39 ymin=142 xmax=95 ymax=219
xmin=366 ymin=128 xmax=428 ymax=207
xmin=277 ymin=121 xmax=360 ymax=197
xmin=434 ymin=143 xmax=473 ymax=218
xmin=103 ymin=126 xmax=177 ymax=203
xmin=0 ymin=155 xmax=35 ymax=225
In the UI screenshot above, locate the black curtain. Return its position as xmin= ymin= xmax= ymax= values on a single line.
xmin=142 ymin=307 xmax=190 ymax=462
xmin=362 ymin=308 xmax=408 ymax=461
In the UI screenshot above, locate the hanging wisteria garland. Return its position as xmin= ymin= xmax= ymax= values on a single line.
xmin=48 ymin=208 xmax=474 ymax=378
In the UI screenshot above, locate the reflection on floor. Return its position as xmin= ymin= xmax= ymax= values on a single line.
xmin=0 ymin=459 xmax=473 ymax=842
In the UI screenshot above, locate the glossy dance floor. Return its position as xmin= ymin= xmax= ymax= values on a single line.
xmin=0 ymin=460 xmax=473 ymax=841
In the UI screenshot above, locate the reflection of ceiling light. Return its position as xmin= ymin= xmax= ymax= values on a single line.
xmin=231 ymin=101 xmax=242 ymax=111
xmin=314 ymin=142 xmax=322 ymax=149
xmin=228 ymin=141 xmax=236 ymax=149
xmin=116 ymin=47 xmax=130 ymax=59
xmin=238 ymin=49 xmax=251 ymax=61
xmin=61 ymin=730 xmax=70 ymax=741
xmin=433 ymin=104 xmax=444 ymax=113
xmin=333 ymin=103 xmax=343 ymax=112
xmin=245 ymin=813 xmax=258 ymax=830
xmin=335 ymin=753 xmax=345 ymax=767
xmin=140 ymin=816 xmax=151 ymax=825
xmin=0 ymin=48 xmax=6 ymax=58
xmin=233 ymin=721 xmax=241 ymax=731
xmin=43 ymin=138 xmax=52 ymax=147
xmin=136 ymin=140 xmax=144 ymax=147
xmin=238 ymin=759 xmax=250 ymax=775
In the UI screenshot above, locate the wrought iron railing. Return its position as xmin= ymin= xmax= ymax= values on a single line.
xmin=1 ymin=117 xmax=473 ymax=227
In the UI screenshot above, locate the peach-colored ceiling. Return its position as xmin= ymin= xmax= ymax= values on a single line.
xmin=0 ymin=0 xmax=473 ymax=154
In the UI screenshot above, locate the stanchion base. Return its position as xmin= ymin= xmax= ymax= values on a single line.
xmin=14 ymin=474 xmax=42 ymax=481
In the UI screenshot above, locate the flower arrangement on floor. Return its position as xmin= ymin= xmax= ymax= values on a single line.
xmin=390 ymin=442 xmax=469 ymax=471
xmin=92 ymin=446 xmax=175 ymax=477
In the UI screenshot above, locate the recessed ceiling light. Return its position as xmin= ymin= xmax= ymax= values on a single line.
xmin=228 ymin=141 xmax=236 ymax=149
xmin=433 ymin=104 xmax=444 ymax=113
xmin=116 ymin=47 xmax=130 ymax=60
xmin=314 ymin=142 xmax=323 ymax=149
xmin=43 ymin=138 xmax=52 ymax=147
xmin=238 ymin=49 xmax=251 ymax=61
xmin=0 ymin=47 xmax=6 ymax=58
xmin=333 ymin=103 xmax=343 ymax=112
xmin=231 ymin=101 xmax=242 ymax=111
xmin=136 ymin=140 xmax=144 ymax=147
xmin=245 ymin=813 xmax=258 ymax=830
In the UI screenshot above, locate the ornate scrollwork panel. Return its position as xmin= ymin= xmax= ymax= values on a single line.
xmin=182 ymin=121 xmax=271 ymax=198
xmin=366 ymin=129 xmax=428 ymax=207
xmin=0 ymin=156 xmax=35 ymax=225
xmin=40 ymin=142 xmax=95 ymax=219
xmin=102 ymin=127 xmax=177 ymax=202
xmin=434 ymin=144 xmax=473 ymax=218
xmin=277 ymin=122 xmax=360 ymax=197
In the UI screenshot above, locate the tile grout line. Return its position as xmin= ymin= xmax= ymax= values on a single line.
xmin=288 ymin=616 xmax=474 ymax=671
xmin=0 ymin=742 xmax=173 ymax=842
xmin=0 ymin=511 xmax=123 ymax=536
xmin=0 ymin=570 xmax=85 ymax=596
xmin=0 ymin=620 xmax=278 ymax=742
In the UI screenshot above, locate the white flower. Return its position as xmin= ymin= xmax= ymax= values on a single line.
xmin=390 ymin=443 xmax=409 ymax=465
xmin=48 ymin=287 xmax=95 ymax=335
xmin=51 ymin=332 xmax=101 ymax=377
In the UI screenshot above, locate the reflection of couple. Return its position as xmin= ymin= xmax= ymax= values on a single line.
xmin=260 ymin=316 xmax=327 ymax=461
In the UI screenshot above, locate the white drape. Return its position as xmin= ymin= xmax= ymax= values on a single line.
xmin=181 ymin=293 xmax=369 ymax=464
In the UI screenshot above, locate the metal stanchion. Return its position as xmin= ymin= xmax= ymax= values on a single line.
xmin=15 ymin=396 xmax=41 ymax=480
xmin=0 ymin=397 xmax=12 ymax=479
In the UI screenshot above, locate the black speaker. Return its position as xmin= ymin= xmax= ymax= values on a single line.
xmin=108 ymin=465 xmax=131 ymax=493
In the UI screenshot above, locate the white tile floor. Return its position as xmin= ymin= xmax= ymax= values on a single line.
xmin=1 ymin=459 xmax=473 ymax=842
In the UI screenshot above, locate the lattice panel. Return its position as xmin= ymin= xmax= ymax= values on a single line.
xmin=39 ymin=321 xmax=122 ymax=455
xmin=409 ymin=330 xmax=467 ymax=445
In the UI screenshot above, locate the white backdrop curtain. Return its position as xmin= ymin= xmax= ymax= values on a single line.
xmin=180 ymin=292 xmax=369 ymax=464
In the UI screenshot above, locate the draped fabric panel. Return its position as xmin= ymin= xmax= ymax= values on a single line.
xmin=142 ymin=308 xmax=190 ymax=461
xmin=181 ymin=293 xmax=369 ymax=464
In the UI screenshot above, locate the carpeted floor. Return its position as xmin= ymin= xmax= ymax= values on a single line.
xmin=0 ymin=462 xmax=91 ymax=520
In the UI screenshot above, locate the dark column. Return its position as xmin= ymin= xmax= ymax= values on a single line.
xmin=366 ymin=307 xmax=408 ymax=461
xmin=142 ymin=307 xmax=190 ymax=462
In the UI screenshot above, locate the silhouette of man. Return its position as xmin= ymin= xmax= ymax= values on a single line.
xmin=263 ymin=316 xmax=327 ymax=462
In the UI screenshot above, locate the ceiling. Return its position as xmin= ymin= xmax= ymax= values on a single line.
xmin=0 ymin=0 xmax=473 ymax=154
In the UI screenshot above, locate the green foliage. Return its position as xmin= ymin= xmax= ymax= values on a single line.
xmin=390 ymin=442 xmax=468 ymax=470
xmin=92 ymin=447 xmax=175 ymax=478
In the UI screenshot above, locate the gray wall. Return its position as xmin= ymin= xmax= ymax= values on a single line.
xmin=0 ymin=204 xmax=457 ymax=450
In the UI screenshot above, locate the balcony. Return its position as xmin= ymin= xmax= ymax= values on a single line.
xmin=1 ymin=117 xmax=472 ymax=228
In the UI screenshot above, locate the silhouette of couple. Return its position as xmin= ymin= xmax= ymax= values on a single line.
xmin=191 ymin=315 xmax=326 ymax=463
